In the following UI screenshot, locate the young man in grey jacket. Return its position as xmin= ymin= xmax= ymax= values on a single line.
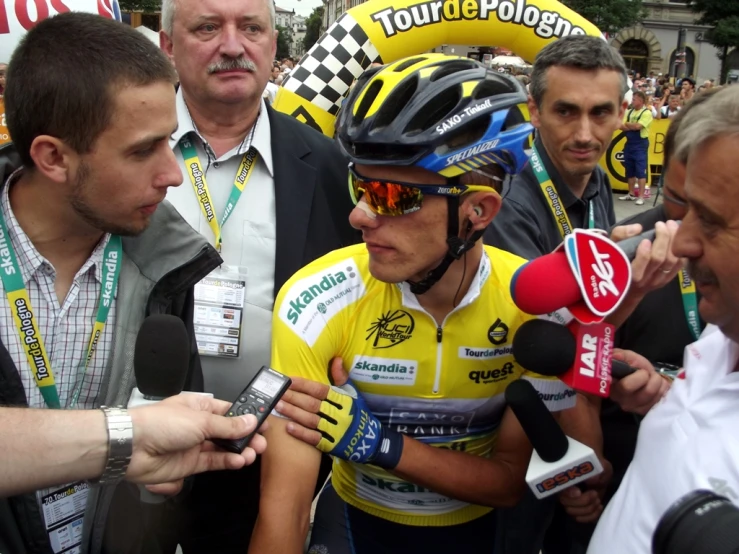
xmin=0 ymin=13 xmax=223 ymax=554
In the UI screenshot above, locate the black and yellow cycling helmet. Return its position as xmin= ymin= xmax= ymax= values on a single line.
xmin=336 ymin=53 xmax=532 ymax=180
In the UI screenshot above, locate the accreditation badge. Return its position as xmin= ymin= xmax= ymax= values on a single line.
xmin=194 ymin=266 xmax=247 ymax=358
xmin=41 ymin=481 xmax=89 ymax=554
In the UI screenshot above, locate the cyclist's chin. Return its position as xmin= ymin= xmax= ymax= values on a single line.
xmin=368 ymin=257 xmax=414 ymax=285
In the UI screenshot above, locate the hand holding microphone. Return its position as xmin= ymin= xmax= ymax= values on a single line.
xmin=510 ymin=222 xmax=682 ymax=324
xmin=623 ymin=220 xmax=683 ymax=298
xmin=512 ymin=318 xmax=636 ymax=397
xmin=609 ymin=349 xmax=671 ymax=416
xmin=512 ymin=318 xmax=671 ymax=411
xmin=504 ymin=379 xmax=603 ymax=500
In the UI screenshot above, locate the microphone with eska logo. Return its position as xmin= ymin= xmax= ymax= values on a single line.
xmin=512 ymin=319 xmax=638 ymax=398
xmin=510 ymin=229 xmax=632 ymax=324
xmin=128 ymin=314 xmax=212 ymax=503
xmin=505 ymin=379 xmax=603 ymax=499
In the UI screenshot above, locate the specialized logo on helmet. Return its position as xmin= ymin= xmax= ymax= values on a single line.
xmin=371 ymin=0 xmax=586 ymax=41
xmin=445 ymin=139 xmax=500 ymax=166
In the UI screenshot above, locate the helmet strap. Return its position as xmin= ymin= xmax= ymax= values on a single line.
xmin=408 ymin=194 xmax=483 ymax=295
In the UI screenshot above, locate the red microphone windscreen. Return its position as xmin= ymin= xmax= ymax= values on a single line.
xmin=511 ymin=252 xmax=581 ymax=315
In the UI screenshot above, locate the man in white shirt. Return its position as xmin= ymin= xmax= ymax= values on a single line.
xmin=659 ymin=94 xmax=681 ymax=119
xmin=158 ymin=0 xmax=358 ymax=549
xmin=588 ymin=85 xmax=739 ymax=554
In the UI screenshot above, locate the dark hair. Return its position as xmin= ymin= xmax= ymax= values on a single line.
xmin=633 ymin=90 xmax=647 ymax=103
xmin=530 ymin=35 xmax=629 ymax=107
xmin=5 ymin=12 xmax=177 ymax=168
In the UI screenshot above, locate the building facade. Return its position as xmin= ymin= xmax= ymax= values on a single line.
xmin=275 ymin=5 xmax=295 ymax=30
xmin=609 ymin=0 xmax=722 ymax=83
xmin=291 ymin=15 xmax=307 ymax=59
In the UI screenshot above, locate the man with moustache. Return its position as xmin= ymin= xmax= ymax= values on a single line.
xmin=159 ymin=0 xmax=358 ymax=549
xmin=589 ymin=84 xmax=739 ymax=554
xmin=0 ymin=13 xmax=221 ymax=554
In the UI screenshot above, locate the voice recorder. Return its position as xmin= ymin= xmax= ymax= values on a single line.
xmin=213 ymin=366 xmax=291 ymax=453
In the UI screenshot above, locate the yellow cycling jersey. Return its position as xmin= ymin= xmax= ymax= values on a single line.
xmin=272 ymin=243 xmax=576 ymax=527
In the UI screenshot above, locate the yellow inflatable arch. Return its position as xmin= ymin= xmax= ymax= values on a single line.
xmin=273 ymin=0 xmax=602 ymax=136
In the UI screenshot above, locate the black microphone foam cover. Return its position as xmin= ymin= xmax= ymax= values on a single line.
xmin=505 ymin=379 xmax=569 ymax=463
xmin=512 ymin=319 xmax=576 ymax=377
xmin=134 ymin=314 xmax=190 ymax=399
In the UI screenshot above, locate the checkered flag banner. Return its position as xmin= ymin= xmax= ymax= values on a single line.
xmin=282 ymin=13 xmax=382 ymax=116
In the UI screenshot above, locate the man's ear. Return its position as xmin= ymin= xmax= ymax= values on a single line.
xmin=528 ymin=96 xmax=541 ymax=129
xmin=28 ymin=135 xmax=76 ymax=184
xmin=462 ymin=191 xmax=501 ymax=234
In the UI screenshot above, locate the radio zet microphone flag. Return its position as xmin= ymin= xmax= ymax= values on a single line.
xmin=505 ymin=379 xmax=603 ymax=500
xmin=513 ymin=319 xmax=638 ymax=397
xmin=511 ymin=229 xmax=632 ymax=324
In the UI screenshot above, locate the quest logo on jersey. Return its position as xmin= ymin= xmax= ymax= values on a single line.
xmin=468 ymin=362 xmax=515 ymax=384
xmin=351 ymin=356 xmax=418 ymax=386
xmin=366 ymin=310 xmax=415 ymax=348
xmin=279 ymin=261 xmax=365 ymax=347
xmin=564 ymin=229 xmax=631 ymax=318
xmin=487 ymin=318 xmax=509 ymax=345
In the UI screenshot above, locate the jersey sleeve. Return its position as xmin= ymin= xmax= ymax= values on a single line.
xmin=515 ymin=308 xmax=577 ymax=412
xmin=271 ymin=250 xmax=367 ymax=384
xmin=519 ymin=371 xmax=577 ymax=412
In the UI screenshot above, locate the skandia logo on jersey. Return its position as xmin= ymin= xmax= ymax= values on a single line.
xmin=279 ymin=260 xmax=365 ymax=347
xmin=458 ymin=345 xmax=513 ymax=360
xmin=445 ymin=139 xmax=500 ymax=166
xmin=351 ymin=356 xmax=418 ymax=386
xmin=371 ymin=0 xmax=586 ymax=40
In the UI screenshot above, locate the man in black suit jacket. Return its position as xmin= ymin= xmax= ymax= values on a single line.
xmin=158 ymin=0 xmax=357 ymax=550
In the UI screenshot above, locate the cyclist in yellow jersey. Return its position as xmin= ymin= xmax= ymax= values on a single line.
xmin=249 ymin=55 xmax=576 ymax=554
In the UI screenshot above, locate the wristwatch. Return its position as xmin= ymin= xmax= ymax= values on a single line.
xmin=90 ymin=406 xmax=133 ymax=485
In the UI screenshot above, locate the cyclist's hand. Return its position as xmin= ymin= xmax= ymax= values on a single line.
xmin=329 ymin=357 xmax=350 ymax=386
xmin=277 ymin=362 xmax=403 ymax=469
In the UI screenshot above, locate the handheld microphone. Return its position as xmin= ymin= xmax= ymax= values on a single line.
xmin=510 ymin=229 xmax=632 ymax=324
xmin=512 ymin=319 xmax=638 ymax=398
xmin=128 ymin=314 xmax=191 ymax=407
xmin=612 ymin=221 xmax=682 ymax=261
xmin=617 ymin=228 xmax=656 ymax=261
xmin=128 ymin=314 xmax=204 ymax=503
xmin=505 ymin=379 xmax=603 ymax=499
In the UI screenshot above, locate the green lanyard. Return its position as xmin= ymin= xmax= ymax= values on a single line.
xmin=0 ymin=210 xmax=122 ymax=409
xmin=531 ymin=144 xmax=594 ymax=238
xmin=678 ymin=268 xmax=701 ymax=341
xmin=179 ymin=134 xmax=259 ymax=252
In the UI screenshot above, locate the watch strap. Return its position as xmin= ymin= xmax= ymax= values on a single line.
xmin=89 ymin=406 xmax=133 ymax=485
